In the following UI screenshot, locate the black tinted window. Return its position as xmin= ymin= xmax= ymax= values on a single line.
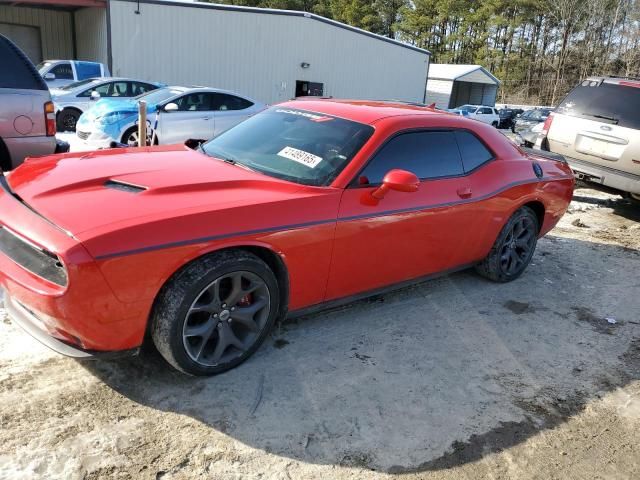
xmin=0 ymin=35 xmax=47 ymax=90
xmin=359 ymin=131 xmax=464 ymax=184
xmin=175 ymin=93 xmax=211 ymax=111
xmin=557 ymin=82 xmax=640 ymax=130
xmin=50 ymin=62 xmax=73 ymax=80
xmin=455 ymin=131 xmax=493 ymax=172
xmin=212 ymin=93 xmax=253 ymax=111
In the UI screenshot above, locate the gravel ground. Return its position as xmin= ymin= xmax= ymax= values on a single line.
xmin=1 ymin=183 xmax=639 ymax=480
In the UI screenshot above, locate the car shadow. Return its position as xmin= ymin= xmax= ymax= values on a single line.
xmin=81 ymin=235 xmax=640 ymax=473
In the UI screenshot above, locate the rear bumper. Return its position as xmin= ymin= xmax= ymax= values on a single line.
xmin=564 ymin=155 xmax=640 ymax=195
xmin=4 ymin=135 xmax=56 ymax=170
xmin=1 ymin=287 xmax=138 ymax=359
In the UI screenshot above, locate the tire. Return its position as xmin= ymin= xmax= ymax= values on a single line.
xmin=56 ymin=108 xmax=81 ymax=132
xmin=151 ymin=250 xmax=280 ymax=376
xmin=0 ymin=137 xmax=11 ymax=171
xmin=475 ymin=206 xmax=539 ymax=282
xmin=121 ymin=126 xmax=158 ymax=147
xmin=492 ymin=121 xmax=499 ymax=128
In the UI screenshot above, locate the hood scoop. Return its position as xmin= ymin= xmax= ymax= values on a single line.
xmin=104 ymin=179 xmax=147 ymax=194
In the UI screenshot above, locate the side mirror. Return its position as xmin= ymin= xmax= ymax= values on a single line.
xmin=164 ymin=102 xmax=178 ymax=112
xmin=90 ymin=90 xmax=101 ymax=100
xmin=44 ymin=72 xmax=55 ymax=81
xmin=371 ymin=169 xmax=420 ymax=200
xmin=516 ymin=113 xmax=522 ymax=118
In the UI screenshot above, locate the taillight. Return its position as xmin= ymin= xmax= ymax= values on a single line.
xmin=45 ymin=101 xmax=56 ymax=136
xmin=541 ymin=113 xmax=554 ymax=135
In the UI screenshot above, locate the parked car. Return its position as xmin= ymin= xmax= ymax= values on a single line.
xmin=52 ymin=77 xmax=165 ymax=132
xmin=448 ymin=109 xmax=470 ymax=118
xmin=0 ymin=100 xmax=575 ymax=375
xmin=498 ymin=108 xmax=524 ymax=129
xmin=0 ymin=34 xmax=68 ymax=171
xmin=512 ymin=108 xmax=553 ymax=134
xmin=36 ymin=60 xmax=110 ymax=88
xmin=541 ymin=77 xmax=640 ymax=202
xmin=450 ymin=104 xmax=500 ymax=127
xmin=76 ymin=86 xmax=264 ymax=148
xmin=515 ymin=122 xmax=544 ymax=148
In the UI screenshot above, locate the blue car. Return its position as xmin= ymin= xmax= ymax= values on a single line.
xmin=75 ymin=86 xmax=265 ymax=148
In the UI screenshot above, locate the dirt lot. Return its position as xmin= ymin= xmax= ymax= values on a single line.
xmin=1 ymin=183 xmax=639 ymax=480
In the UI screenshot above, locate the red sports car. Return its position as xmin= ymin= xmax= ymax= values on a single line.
xmin=0 ymin=100 xmax=574 ymax=375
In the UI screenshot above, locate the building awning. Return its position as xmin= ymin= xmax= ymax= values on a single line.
xmin=7 ymin=0 xmax=106 ymax=8
xmin=428 ymin=64 xmax=500 ymax=85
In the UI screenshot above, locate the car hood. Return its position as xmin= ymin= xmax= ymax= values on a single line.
xmin=82 ymin=98 xmax=157 ymax=121
xmin=8 ymin=145 xmax=306 ymax=241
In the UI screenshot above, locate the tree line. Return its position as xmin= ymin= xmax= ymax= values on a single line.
xmin=214 ymin=0 xmax=640 ymax=106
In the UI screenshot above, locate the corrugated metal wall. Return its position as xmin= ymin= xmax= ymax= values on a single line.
xmin=424 ymin=79 xmax=453 ymax=109
xmin=74 ymin=7 xmax=107 ymax=64
xmin=0 ymin=5 xmax=73 ymax=62
xmin=108 ymin=1 xmax=429 ymax=104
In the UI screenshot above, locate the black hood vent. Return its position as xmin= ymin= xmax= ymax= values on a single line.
xmin=104 ymin=180 xmax=147 ymax=194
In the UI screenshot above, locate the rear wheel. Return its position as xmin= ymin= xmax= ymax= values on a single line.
xmin=475 ymin=206 xmax=539 ymax=282
xmin=491 ymin=121 xmax=499 ymax=128
xmin=151 ymin=250 xmax=280 ymax=376
xmin=56 ymin=108 xmax=81 ymax=132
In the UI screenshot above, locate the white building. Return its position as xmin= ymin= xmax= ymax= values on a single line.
xmin=0 ymin=0 xmax=431 ymax=104
xmin=425 ymin=64 xmax=500 ymax=109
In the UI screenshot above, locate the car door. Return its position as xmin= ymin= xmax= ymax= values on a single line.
xmin=211 ymin=93 xmax=255 ymax=136
xmin=158 ymin=92 xmax=215 ymax=144
xmin=325 ymin=129 xmax=485 ymax=301
xmin=46 ymin=62 xmax=74 ymax=88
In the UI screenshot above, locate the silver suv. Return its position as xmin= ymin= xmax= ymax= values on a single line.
xmin=543 ymin=77 xmax=640 ymax=201
xmin=0 ymin=34 xmax=67 ymax=171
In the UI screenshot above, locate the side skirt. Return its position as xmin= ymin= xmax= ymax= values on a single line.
xmin=287 ymin=262 xmax=476 ymax=319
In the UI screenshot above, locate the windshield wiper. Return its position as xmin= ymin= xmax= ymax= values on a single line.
xmin=589 ymin=114 xmax=619 ymax=124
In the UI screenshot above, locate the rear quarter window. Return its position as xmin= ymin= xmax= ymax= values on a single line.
xmin=557 ymin=82 xmax=640 ymax=130
xmin=0 ymin=35 xmax=47 ymax=90
xmin=454 ymin=131 xmax=494 ymax=172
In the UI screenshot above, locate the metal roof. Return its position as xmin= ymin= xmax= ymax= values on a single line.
xmin=428 ymin=64 xmax=500 ymax=84
xmin=116 ymin=0 xmax=431 ymax=56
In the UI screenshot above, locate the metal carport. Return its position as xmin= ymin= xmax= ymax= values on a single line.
xmin=425 ymin=64 xmax=500 ymax=109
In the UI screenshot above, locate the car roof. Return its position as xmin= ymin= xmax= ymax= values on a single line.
xmin=276 ymin=99 xmax=450 ymax=124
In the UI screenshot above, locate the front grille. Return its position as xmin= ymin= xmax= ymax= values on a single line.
xmin=0 ymin=227 xmax=67 ymax=286
xmin=77 ymin=130 xmax=90 ymax=140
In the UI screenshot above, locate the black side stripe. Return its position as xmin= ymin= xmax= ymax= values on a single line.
xmin=94 ymin=176 xmax=570 ymax=261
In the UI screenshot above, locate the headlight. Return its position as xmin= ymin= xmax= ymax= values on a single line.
xmin=95 ymin=112 xmax=135 ymax=125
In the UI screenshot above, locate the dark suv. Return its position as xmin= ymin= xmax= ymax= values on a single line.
xmin=0 ymin=34 xmax=68 ymax=171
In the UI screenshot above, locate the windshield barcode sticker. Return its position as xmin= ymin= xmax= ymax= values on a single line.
xmin=277 ymin=146 xmax=323 ymax=168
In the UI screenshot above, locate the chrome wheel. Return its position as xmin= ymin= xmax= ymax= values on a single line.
xmin=499 ymin=216 xmax=536 ymax=275
xmin=182 ymin=271 xmax=271 ymax=367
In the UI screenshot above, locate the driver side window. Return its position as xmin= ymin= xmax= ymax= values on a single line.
xmin=79 ymin=82 xmax=111 ymax=97
xmin=175 ymin=93 xmax=212 ymax=111
xmin=358 ymin=131 xmax=464 ymax=185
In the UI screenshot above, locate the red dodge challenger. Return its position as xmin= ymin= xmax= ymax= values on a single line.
xmin=0 ymin=100 xmax=574 ymax=375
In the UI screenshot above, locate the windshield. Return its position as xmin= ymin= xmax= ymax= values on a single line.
xmin=59 ymin=78 xmax=98 ymax=91
xmin=134 ymin=88 xmax=182 ymax=103
xmin=201 ymin=107 xmax=374 ymax=186
xmin=459 ymin=105 xmax=477 ymax=113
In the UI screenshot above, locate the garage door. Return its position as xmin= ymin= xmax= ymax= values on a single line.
xmin=0 ymin=23 xmax=42 ymax=64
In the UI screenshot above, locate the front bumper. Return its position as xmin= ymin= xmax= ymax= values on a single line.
xmin=1 ymin=287 xmax=138 ymax=359
xmin=75 ymin=128 xmax=116 ymax=149
xmin=0 ymin=174 xmax=148 ymax=354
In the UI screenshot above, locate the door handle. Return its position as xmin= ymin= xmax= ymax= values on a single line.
xmin=457 ymin=186 xmax=473 ymax=199
xmin=203 ymin=117 xmax=211 ymax=120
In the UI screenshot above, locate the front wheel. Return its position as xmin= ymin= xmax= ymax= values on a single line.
xmin=151 ymin=250 xmax=280 ymax=376
xmin=475 ymin=206 xmax=539 ymax=282
xmin=492 ymin=121 xmax=499 ymax=128
xmin=57 ymin=109 xmax=81 ymax=132
xmin=121 ymin=126 xmax=158 ymax=147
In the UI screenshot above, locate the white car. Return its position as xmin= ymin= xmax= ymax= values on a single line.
xmin=75 ymin=86 xmax=266 ymax=148
xmin=451 ymin=105 xmax=500 ymax=127
xmin=51 ymin=77 xmax=163 ymax=131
